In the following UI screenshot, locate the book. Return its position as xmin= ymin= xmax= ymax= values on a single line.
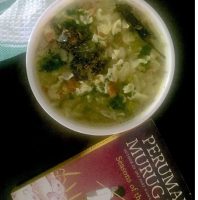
xmin=11 ymin=121 xmax=192 ymax=200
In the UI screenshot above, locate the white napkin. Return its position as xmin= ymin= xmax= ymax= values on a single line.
xmin=0 ymin=0 xmax=55 ymax=61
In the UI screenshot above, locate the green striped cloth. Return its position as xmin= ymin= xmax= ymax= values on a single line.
xmin=0 ymin=0 xmax=54 ymax=61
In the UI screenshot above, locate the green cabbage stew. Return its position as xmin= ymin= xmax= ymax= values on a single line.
xmin=36 ymin=0 xmax=166 ymax=126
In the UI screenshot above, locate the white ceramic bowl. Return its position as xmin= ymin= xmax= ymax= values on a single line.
xmin=26 ymin=0 xmax=175 ymax=135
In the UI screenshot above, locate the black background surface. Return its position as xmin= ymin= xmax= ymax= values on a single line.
xmin=0 ymin=0 xmax=194 ymax=199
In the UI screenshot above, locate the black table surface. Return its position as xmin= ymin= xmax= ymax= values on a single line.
xmin=0 ymin=0 xmax=194 ymax=199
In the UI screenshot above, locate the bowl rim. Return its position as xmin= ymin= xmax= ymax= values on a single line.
xmin=26 ymin=0 xmax=175 ymax=136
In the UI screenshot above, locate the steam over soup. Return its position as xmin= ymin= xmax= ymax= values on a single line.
xmin=36 ymin=0 xmax=166 ymax=126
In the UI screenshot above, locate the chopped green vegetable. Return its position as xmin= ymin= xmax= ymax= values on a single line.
xmin=109 ymin=95 xmax=125 ymax=110
xmin=40 ymin=51 xmax=65 ymax=72
xmin=138 ymin=45 xmax=152 ymax=57
xmin=138 ymin=61 xmax=150 ymax=72
xmin=57 ymin=19 xmax=108 ymax=79
xmin=70 ymin=48 xmax=108 ymax=80
xmin=67 ymin=9 xmax=85 ymax=16
xmin=116 ymin=3 xmax=165 ymax=59
xmin=116 ymin=3 xmax=150 ymax=39
xmin=64 ymin=20 xmax=92 ymax=41
xmin=57 ymin=19 xmax=93 ymax=52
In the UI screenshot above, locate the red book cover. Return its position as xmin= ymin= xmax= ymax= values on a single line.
xmin=11 ymin=121 xmax=192 ymax=200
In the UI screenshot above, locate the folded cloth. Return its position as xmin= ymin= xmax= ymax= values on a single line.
xmin=0 ymin=0 xmax=55 ymax=61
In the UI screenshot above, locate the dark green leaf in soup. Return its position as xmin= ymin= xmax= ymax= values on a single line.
xmin=70 ymin=42 xmax=108 ymax=80
xmin=67 ymin=8 xmax=86 ymax=17
xmin=57 ymin=29 xmax=81 ymax=50
xmin=138 ymin=45 xmax=152 ymax=58
xmin=39 ymin=51 xmax=65 ymax=72
xmin=70 ymin=57 xmax=107 ymax=80
xmin=57 ymin=20 xmax=92 ymax=51
xmin=116 ymin=3 xmax=165 ymax=58
xmin=109 ymin=95 xmax=125 ymax=110
xmin=116 ymin=3 xmax=150 ymax=39
xmin=56 ymin=18 xmax=108 ymax=80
